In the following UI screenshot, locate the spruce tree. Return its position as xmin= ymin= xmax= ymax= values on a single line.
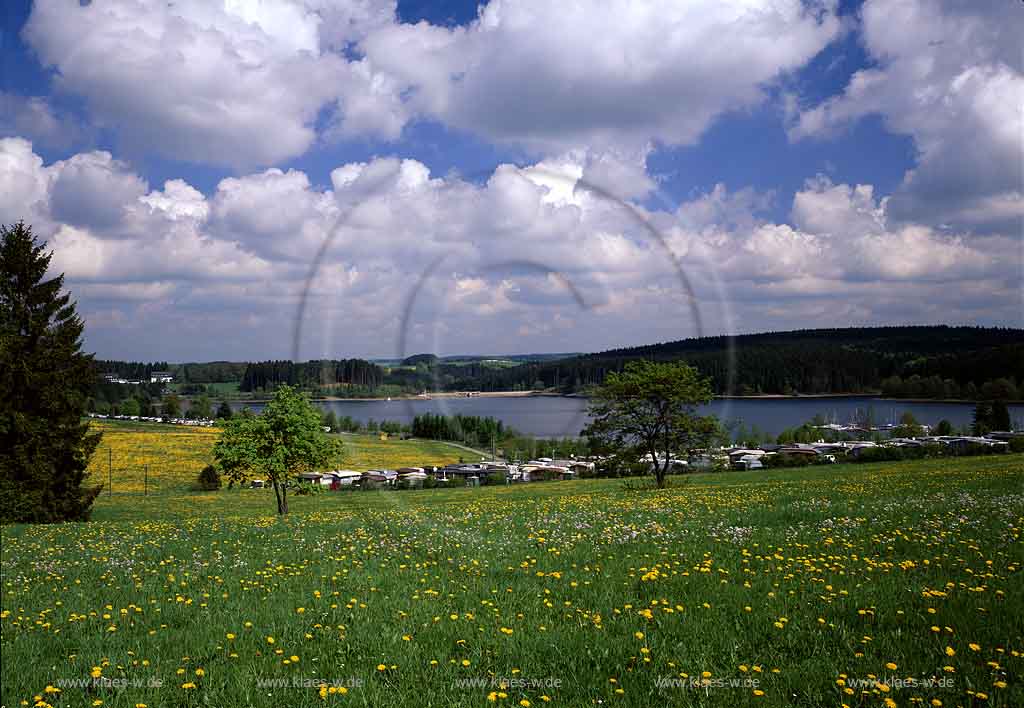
xmin=216 ymin=400 xmax=233 ymax=420
xmin=0 ymin=222 xmax=102 ymax=522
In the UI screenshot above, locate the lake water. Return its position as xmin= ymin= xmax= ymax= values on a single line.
xmin=232 ymin=396 xmax=1024 ymax=439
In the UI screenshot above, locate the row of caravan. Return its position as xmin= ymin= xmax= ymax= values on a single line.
xmin=280 ymin=458 xmax=597 ymax=489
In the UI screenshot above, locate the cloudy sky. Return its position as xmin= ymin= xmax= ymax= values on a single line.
xmin=1 ymin=0 xmax=1021 ymax=362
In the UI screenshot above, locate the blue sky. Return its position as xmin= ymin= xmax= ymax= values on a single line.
xmin=2 ymin=0 xmax=915 ymax=215
xmin=0 ymin=0 xmax=1019 ymax=360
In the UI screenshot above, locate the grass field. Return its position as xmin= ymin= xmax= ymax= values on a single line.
xmin=167 ymin=381 xmax=241 ymax=396
xmin=85 ymin=420 xmax=475 ymax=494
xmin=4 ymin=439 xmax=1022 ymax=707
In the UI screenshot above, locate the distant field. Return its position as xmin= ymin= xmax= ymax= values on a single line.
xmin=201 ymin=381 xmax=241 ymax=395
xmin=86 ymin=420 xmax=220 ymax=494
xmin=85 ymin=420 xmax=472 ymax=495
xmin=4 ymin=454 xmax=1022 ymax=707
xmin=336 ymin=432 xmax=481 ymax=469
xmin=168 ymin=381 xmax=241 ymax=395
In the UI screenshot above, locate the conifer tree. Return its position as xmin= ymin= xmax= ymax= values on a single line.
xmin=0 ymin=222 xmax=102 ymax=522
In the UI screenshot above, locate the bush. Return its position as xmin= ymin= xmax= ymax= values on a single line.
xmin=484 ymin=471 xmax=507 ymax=486
xmin=1009 ymin=437 xmax=1024 ymax=453
xmin=962 ymin=442 xmax=1005 ymax=457
xmin=853 ymin=447 xmax=917 ymax=463
xmin=197 ymin=464 xmax=222 ymax=491
xmin=424 ymin=477 xmax=461 ymax=489
xmin=763 ymin=453 xmax=816 ymax=468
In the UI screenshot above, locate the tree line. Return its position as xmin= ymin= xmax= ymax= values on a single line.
xmin=240 ymin=359 xmax=385 ymax=392
xmin=411 ymin=413 xmax=506 ymax=445
xmin=880 ymin=374 xmax=1020 ymax=401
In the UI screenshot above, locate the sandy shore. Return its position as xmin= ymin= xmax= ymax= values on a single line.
xmin=716 ymin=393 xmax=878 ymax=400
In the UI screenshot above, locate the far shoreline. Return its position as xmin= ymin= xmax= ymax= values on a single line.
xmin=221 ymin=391 xmax=1022 ymax=405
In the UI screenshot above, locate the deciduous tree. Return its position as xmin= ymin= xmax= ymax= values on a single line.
xmin=583 ymin=360 xmax=721 ymax=488
xmin=161 ymin=393 xmax=181 ymax=418
xmin=213 ymin=385 xmax=341 ymax=514
xmin=190 ymin=393 xmax=212 ymax=420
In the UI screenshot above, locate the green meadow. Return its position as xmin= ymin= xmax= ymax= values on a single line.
xmin=3 ymin=443 xmax=1022 ymax=707
xmin=85 ymin=420 xmax=477 ymax=495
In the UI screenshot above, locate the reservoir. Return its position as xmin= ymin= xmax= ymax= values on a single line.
xmin=232 ymin=395 xmax=1024 ymax=439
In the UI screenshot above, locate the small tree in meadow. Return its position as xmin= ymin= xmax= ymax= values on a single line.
xmin=213 ymin=385 xmax=342 ymax=514
xmin=583 ymin=360 xmax=721 ymax=488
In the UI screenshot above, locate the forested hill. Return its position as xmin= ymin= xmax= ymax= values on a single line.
xmin=446 ymin=326 xmax=1024 ymax=399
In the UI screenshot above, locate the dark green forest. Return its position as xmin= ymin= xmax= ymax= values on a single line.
xmin=444 ymin=326 xmax=1024 ymax=399
xmin=239 ymin=359 xmax=385 ymax=392
xmin=178 ymin=361 xmax=249 ymax=384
